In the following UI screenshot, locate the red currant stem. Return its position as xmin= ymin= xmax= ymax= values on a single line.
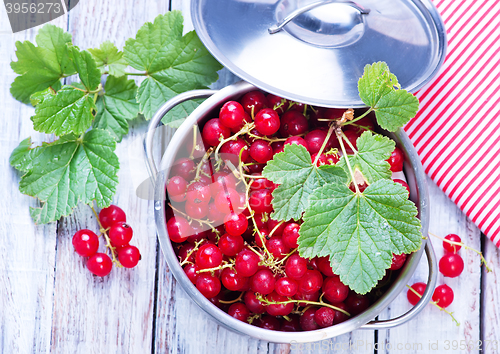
xmin=250 ymin=106 xmax=255 ymax=120
xmin=406 ymin=285 xmax=460 ymax=326
xmin=336 ymin=129 xmax=360 ymax=194
xmin=282 ymin=315 xmax=292 ymax=322
xmin=247 ymin=313 xmax=260 ymax=324
xmin=246 ymin=132 xmax=288 ymax=142
xmin=340 ymin=130 xmax=358 ymax=154
xmin=218 ymin=291 xmax=244 ymax=304
xmin=256 ymin=294 xmax=351 ymax=317
xmin=242 ymin=162 xmax=261 ymax=167
xmin=274 ymin=247 xmax=298 ymax=265
xmin=194 ymin=147 xmax=214 ymax=181
xmin=273 ymin=98 xmax=287 ymax=112
xmin=303 ymin=104 xmax=308 ymax=117
xmin=189 ymin=125 xmax=198 ymax=159
xmin=196 ymin=262 xmax=234 ymax=274
xmin=428 ymin=232 xmax=492 ymax=272
xmin=350 ymin=123 xmax=375 ymax=133
xmin=342 ymin=108 xmax=374 ymax=126
xmin=268 ymin=220 xmax=284 ymax=238
xmin=179 ymin=240 xmax=205 ymax=266
xmin=167 ymin=203 xmax=214 ymax=230
xmin=313 ymin=123 xmax=336 ymax=166
xmin=241 ymin=173 xmax=266 ymax=179
xmin=90 ymin=203 xmax=121 ymax=267
xmin=214 ymin=122 xmax=255 ymax=161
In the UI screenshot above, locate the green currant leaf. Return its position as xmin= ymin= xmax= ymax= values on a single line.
xmin=88 ymin=41 xmax=128 ymax=77
xmin=298 ymin=179 xmax=422 ymax=294
xmin=124 ymin=11 xmax=223 ymax=119
xmin=10 ymin=137 xmax=37 ymax=172
xmin=358 ymin=62 xmax=419 ymax=132
xmin=18 ymin=129 xmax=119 ymax=224
xmin=30 ymin=86 xmax=96 ymax=136
xmin=94 ymin=75 xmax=139 ymax=142
xmin=337 ymin=131 xmax=395 ymax=184
xmin=67 ymin=46 xmax=102 ymax=91
xmin=262 ymin=144 xmax=347 ymax=221
xmin=10 ymin=24 xmax=76 ymax=104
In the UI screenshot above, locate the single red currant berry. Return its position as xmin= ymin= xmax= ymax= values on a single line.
xmin=196 ymin=273 xmax=221 ymax=298
xmin=248 ymin=188 xmax=273 ymax=214
xmin=218 ymin=233 xmax=244 ymax=256
xmin=266 ymin=236 xmax=290 ymax=260
xmin=186 ymin=181 xmax=211 ymax=206
xmin=221 ymin=268 xmax=248 ymax=291
xmin=220 ymin=137 xmax=250 ymax=165
xmin=167 ymin=216 xmax=191 ymax=243
xmin=185 ymin=202 xmax=209 ymax=219
xmin=284 ymin=136 xmax=308 ymax=149
xmin=210 ymin=171 xmax=237 ymax=198
xmin=219 ymin=101 xmax=246 ymax=129
xmin=317 ymin=256 xmax=335 ymax=277
xmin=254 ymin=108 xmax=281 ymax=135
xmin=244 ymin=291 xmax=266 ymax=314
xmin=322 ymin=276 xmax=349 ymax=303
xmin=285 ymin=254 xmax=308 ymax=279
xmin=432 ymin=284 xmax=454 ymax=308
xmin=99 ymin=205 xmax=126 ymax=229
xmin=314 ymin=307 xmax=335 ymax=328
xmin=279 ymin=111 xmax=309 ymax=137
xmin=267 ymin=94 xmax=289 ymax=115
xmin=333 ymin=302 xmax=349 ymax=324
xmin=345 ymin=292 xmax=370 ymax=316
xmin=167 ymin=176 xmax=188 ymax=202
xmin=249 ymin=140 xmax=273 ymax=164
xmin=387 ymin=146 xmax=404 ymax=172
xmin=228 ymin=302 xmax=250 ymax=322
xmin=394 ymin=179 xmax=410 ymax=194
xmin=298 ymin=269 xmax=323 ymax=295
xmin=184 ymin=263 xmax=200 ymax=284
xmin=250 ymin=269 xmax=276 ymax=295
xmin=118 ymin=245 xmax=141 ymax=268
xmin=280 ymin=314 xmax=301 ymax=332
xmin=214 ymin=188 xmax=242 ymax=214
xmin=72 ymin=229 xmax=99 ymax=257
xmin=311 ymin=153 xmax=339 ymax=167
xmin=443 ymin=234 xmax=462 ymax=253
xmin=257 ymin=315 xmax=281 ymax=331
xmin=390 ymin=253 xmax=408 ymax=270
xmin=171 ymin=158 xmax=196 ymax=181
xmin=202 ymin=118 xmax=231 ymax=146
xmin=275 ymin=277 xmax=298 ymax=297
xmin=342 ymin=128 xmax=360 ymax=154
xmin=305 ymin=129 xmax=332 ymax=154
xmin=235 ymin=249 xmax=261 ymax=277
xmin=300 ymin=307 xmax=319 ymax=331
xmin=407 ymin=282 xmax=426 ymax=306
xmin=254 ymin=228 xmax=270 ymax=248
xmin=195 ymin=243 xmax=223 ymax=269
xmin=439 ymin=253 xmax=464 ymax=277
xmin=282 ymin=222 xmax=300 ymax=248
xmin=266 ymin=291 xmax=294 ymax=316
xmin=240 ymin=90 xmax=268 ymax=115
xmin=109 ymin=222 xmax=133 ymax=247
xmin=87 ymin=253 xmax=113 ymax=277
xmin=271 ymin=141 xmax=284 ymax=155
xmin=224 ymin=212 xmax=248 ymax=236
xmin=250 ymin=176 xmax=274 ymax=191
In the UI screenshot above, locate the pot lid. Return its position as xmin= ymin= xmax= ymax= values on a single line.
xmin=191 ymin=0 xmax=447 ymax=107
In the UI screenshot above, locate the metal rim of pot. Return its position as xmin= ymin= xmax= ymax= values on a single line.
xmin=144 ymin=80 xmax=437 ymax=343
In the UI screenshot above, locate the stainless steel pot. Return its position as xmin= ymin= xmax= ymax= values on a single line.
xmin=144 ymin=80 xmax=437 ymax=343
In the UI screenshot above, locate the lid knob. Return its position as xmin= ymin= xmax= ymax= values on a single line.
xmin=269 ymin=0 xmax=370 ymax=48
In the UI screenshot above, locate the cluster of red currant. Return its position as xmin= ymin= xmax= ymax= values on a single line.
xmin=165 ymin=89 xmax=410 ymax=331
xmin=72 ymin=205 xmax=141 ymax=276
xmin=407 ymin=233 xmax=469 ymax=322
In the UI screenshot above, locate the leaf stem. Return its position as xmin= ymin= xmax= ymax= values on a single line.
xmin=428 ymin=232 xmax=492 ymax=272
xmin=336 ymin=129 xmax=360 ymax=193
xmin=343 ymin=108 xmax=374 ymax=126
xmin=125 ymin=72 xmax=148 ymax=76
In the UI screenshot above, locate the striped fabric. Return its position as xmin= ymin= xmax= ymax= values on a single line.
xmin=405 ymin=0 xmax=500 ymax=246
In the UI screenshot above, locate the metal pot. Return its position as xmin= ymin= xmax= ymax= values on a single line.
xmin=144 ymin=80 xmax=437 ymax=343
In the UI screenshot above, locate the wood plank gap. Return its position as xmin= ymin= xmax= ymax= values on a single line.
xmin=374 ymin=323 xmax=378 ymax=354
xmin=48 ymin=220 xmax=62 ymax=351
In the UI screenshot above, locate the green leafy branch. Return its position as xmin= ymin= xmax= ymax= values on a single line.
xmin=9 ymin=11 xmax=223 ymax=224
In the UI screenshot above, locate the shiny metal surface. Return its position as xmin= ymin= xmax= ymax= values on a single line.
xmin=145 ymin=81 xmax=435 ymax=343
xmin=191 ymin=0 xmax=447 ymax=108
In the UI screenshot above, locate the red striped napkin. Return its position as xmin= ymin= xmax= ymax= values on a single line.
xmin=405 ymin=0 xmax=500 ymax=246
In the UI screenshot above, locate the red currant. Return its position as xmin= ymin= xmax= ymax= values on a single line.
xmin=394 ymin=179 xmax=410 ymax=194
xmin=249 ymin=140 xmax=273 ymax=164
xmin=342 ymin=128 xmax=360 ymax=154
xmin=266 ymin=236 xmax=290 ymax=260
xmin=218 ymin=233 xmax=244 ymax=256
xmin=220 ymin=137 xmax=249 ymax=165
xmin=240 ymin=90 xmax=268 ymax=115
xmin=224 ymin=212 xmax=248 ymax=236
xmin=248 ymin=189 xmax=273 ymax=214
xmin=317 ymin=256 xmax=335 ymax=277
xmin=280 ymin=315 xmax=301 ymax=332
xmin=314 ymin=307 xmax=335 ymax=328
xmin=195 ymin=243 xmax=223 ymax=269
xmin=210 ymin=171 xmax=237 ymax=198
xmin=196 ymin=273 xmax=221 ymax=298
xmin=184 ymin=263 xmax=200 ymax=284
xmin=275 ymin=277 xmax=298 ymax=297
xmin=407 ymin=282 xmax=426 ymax=306
xmin=282 ymin=222 xmax=300 ymax=248
xmin=389 ymin=253 xmax=407 ymax=270
xmin=254 ymin=228 xmax=270 ymax=248
xmin=284 ymin=136 xmax=308 ymax=149
xmin=322 ymin=275 xmax=349 ymax=303
xmin=185 ymin=202 xmax=209 ymax=219
xmin=219 ymin=101 xmax=246 ymax=129
xmin=266 ymin=291 xmax=294 ymax=316
xmin=167 ymin=216 xmax=191 ymax=243
xmin=279 ymin=111 xmax=309 ymax=137
xmin=257 ymin=315 xmax=281 ymax=330
xmin=254 ymin=108 xmax=280 ymax=135
xmin=221 ymin=268 xmax=248 ymax=291
xmin=99 ymin=205 xmax=126 ymax=229
xmin=171 ymin=158 xmax=195 ymax=181
xmin=332 ymin=302 xmax=349 ymax=324
xmin=345 ymin=292 xmax=370 ymax=316
xmin=285 ymin=254 xmax=308 ymax=279
xmin=167 ymin=176 xmax=188 ymax=202
xmin=271 ymin=141 xmax=284 ymax=155
xmin=228 ymin=302 xmax=250 ymax=322
xmin=432 ymin=284 xmax=454 ymax=308
xmin=87 ymin=253 xmax=112 ymax=277
xmin=214 ymin=187 xmax=242 ymax=214
xmin=118 ymin=245 xmax=141 ymax=268
xmin=249 ymin=176 xmax=274 ymax=191
xmin=387 ymin=146 xmax=404 ymax=172
xmin=298 ymin=269 xmax=323 ymax=294
xmin=305 ymin=129 xmax=332 ymax=154
xmin=250 ymin=269 xmax=276 ymax=295
xmin=443 ymin=234 xmax=462 ymax=253
xmin=244 ymin=291 xmax=266 ymax=314
xmin=235 ymin=248 xmax=260 ymax=277
xmin=267 ymin=218 xmax=285 ymax=236
xmin=72 ymin=229 xmax=99 ymax=257
xmin=266 ymin=94 xmax=289 ymax=115
xmin=299 ymin=307 xmax=319 ymax=331
xmin=202 ymin=118 xmax=231 ymax=146
xmin=439 ymin=253 xmax=464 ymax=277
xmin=108 ymin=222 xmax=133 ymax=247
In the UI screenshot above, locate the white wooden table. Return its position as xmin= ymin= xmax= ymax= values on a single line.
xmin=1 ymin=1 xmax=499 ymax=353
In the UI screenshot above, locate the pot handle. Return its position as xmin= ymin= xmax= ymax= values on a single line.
xmin=143 ymin=90 xmax=218 ymax=182
xmin=360 ymin=238 xmax=438 ymax=329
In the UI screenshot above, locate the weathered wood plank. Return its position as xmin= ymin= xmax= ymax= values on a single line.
xmin=47 ymin=0 xmax=166 ymax=352
xmin=481 ymin=239 xmax=500 ymax=353
xmin=377 ymin=177 xmax=482 ymax=354
xmin=0 ymin=9 xmax=67 ymax=354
